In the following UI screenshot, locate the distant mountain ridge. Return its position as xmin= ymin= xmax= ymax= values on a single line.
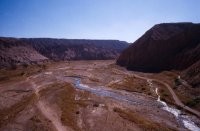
xmin=0 ymin=37 xmax=128 ymax=68
xmin=117 ymin=23 xmax=200 ymax=72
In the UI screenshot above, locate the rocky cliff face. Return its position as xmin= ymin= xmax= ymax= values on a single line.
xmin=21 ymin=38 xmax=128 ymax=61
xmin=0 ymin=37 xmax=128 ymax=68
xmin=0 ymin=38 xmax=48 ymax=68
xmin=117 ymin=23 xmax=200 ymax=72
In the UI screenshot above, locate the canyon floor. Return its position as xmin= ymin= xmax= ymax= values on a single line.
xmin=0 ymin=60 xmax=200 ymax=131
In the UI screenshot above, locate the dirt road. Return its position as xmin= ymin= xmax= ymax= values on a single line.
xmin=120 ymin=69 xmax=200 ymax=117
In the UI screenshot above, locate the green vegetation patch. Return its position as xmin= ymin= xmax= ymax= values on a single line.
xmin=186 ymin=98 xmax=200 ymax=107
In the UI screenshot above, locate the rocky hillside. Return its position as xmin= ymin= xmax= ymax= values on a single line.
xmin=0 ymin=38 xmax=48 ymax=68
xmin=182 ymin=60 xmax=200 ymax=88
xmin=21 ymin=38 xmax=128 ymax=61
xmin=117 ymin=23 xmax=200 ymax=72
xmin=0 ymin=37 xmax=128 ymax=68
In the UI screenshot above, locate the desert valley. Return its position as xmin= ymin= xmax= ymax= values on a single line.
xmin=0 ymin=23 xmax=200 ymax=131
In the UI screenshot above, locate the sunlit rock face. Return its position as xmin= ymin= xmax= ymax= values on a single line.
xmin=0 ymin=37 xmax=128 ymax=68
xmin=117 ymin=23 xmax=200 ymax=72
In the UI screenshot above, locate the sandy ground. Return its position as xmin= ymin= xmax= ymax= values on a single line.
xmin=0 ymin=60 xmax=199 ymax=131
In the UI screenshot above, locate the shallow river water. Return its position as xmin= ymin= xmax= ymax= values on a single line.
xmin=155 ymin=88 xmax=200 ymax=131
xmin=74 ymin=78 xmax=200 ymax=131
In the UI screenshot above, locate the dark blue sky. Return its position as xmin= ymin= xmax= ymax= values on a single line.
xmin=0 ymin=0 xmax=199 ymax=42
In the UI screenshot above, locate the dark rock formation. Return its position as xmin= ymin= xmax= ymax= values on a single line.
xmin=117 ymin=23 xmax=200 ymax=72
xmin=0 ymin=37 xmax=128 ymax=68
xmin=182 ymin=60 xmax=200 ymax=88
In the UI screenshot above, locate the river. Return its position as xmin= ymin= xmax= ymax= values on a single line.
xmin=74 ymin=78 xmax=200 ymax=131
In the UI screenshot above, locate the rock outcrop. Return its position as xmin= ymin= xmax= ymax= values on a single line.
xmin=117 ymin=23 xmax=200 ymax=72
xmin=0 ymin=37 xmax=128 ymax=68
xmin=182 ymin=60 xmax=200 ymax=88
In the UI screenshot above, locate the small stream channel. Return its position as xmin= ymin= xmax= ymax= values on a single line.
xmin=155 ymin=88 xmax=200 ymax=131
xmin=75 ymin=78 xmax=139 ymax=104
xmin=74 ymin=78 xmax=200 ymax=131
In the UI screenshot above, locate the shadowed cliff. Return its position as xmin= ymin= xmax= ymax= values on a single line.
xmin=117 ymin=23 xmax=200 ymax=72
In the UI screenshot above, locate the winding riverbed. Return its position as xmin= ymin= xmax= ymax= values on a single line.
xmin=75 ymin=78 xmax=139 ymax=105
xmin=155 ymin=88 xmax=200 ymax=131
xmin=74 ymin=78 xmax=200 ymax=131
